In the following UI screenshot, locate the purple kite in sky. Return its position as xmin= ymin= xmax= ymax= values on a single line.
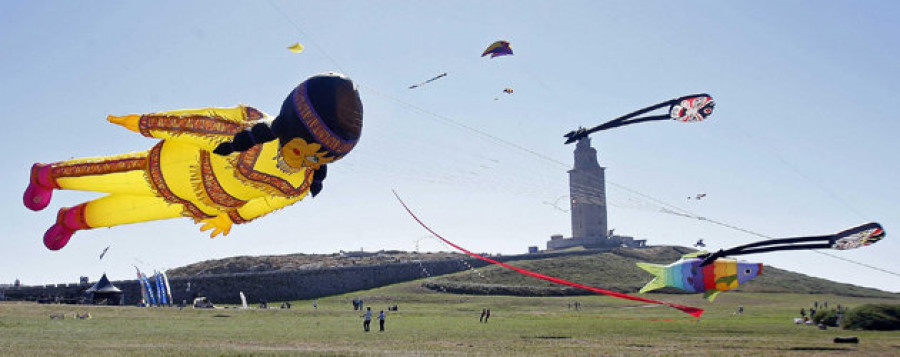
xmin=481 ymin=40 xmax=513 ymax=58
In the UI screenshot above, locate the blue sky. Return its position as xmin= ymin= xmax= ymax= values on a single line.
xmin=2 ymin=1 xmax=898 ymax=293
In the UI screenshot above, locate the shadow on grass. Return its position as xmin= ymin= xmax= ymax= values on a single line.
xmin=781 ymin=347 xmax=853 ymax=351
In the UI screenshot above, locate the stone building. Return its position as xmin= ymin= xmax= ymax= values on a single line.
xmin=547 ymin=137 xmax=645 ymax=250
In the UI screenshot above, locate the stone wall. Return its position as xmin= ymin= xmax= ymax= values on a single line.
xmin=2 ymin=258 xmax=483 ymax=305
xmin=0 ymin=249 xmax=613 ymax=305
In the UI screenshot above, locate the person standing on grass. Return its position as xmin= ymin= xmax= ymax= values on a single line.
xmin=480 ymin=308 xmax=486 ymax=323
xmin=485 ymin=309 xmax=491 ymax=323
xmin=379 ymin=310 xmax=386 ymax=332
xmin=363 ymin=307 xmax=372 ymax=332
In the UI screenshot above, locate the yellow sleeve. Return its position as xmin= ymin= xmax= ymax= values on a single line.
xmin=228 ymin=192 xmax=308 ymax=224
xmin=110 ymin=105 xmax=269 ymax=152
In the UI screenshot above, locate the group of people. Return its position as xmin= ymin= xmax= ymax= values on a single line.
xmin=800 ymin=300 xmax=841 ymax=319
xmin=352 ymin=297 xmax=365 ymax=311
xmin=795 ymin=300 xmax=845 ymax=327
xmin=479 ymin=308 xmax=491 ymax=323
xmin=361 ymin=307 xmax=387 ymax=332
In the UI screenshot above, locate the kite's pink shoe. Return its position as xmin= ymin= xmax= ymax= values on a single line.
xmin=43 ymin=224 xmax=74 ymax=251
xmin=43 ymin=204 xmax=90 ymax=251
xmin=24 ymin=163 xmax=57 ymax=211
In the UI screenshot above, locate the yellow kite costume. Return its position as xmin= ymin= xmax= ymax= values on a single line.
xmin=24 ymin=73 xmax=363 ymax=250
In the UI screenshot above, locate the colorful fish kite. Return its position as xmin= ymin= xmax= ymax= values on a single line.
xmin=638 ymin=256 xmax=762 ymax=301
xmin=481 ymin=40 xmax=513 ymax=58
xmin=393 ymin=191 xmax=704 ymax=317
xmin=24 ymin=73 xmax=363 ymax=250
xmin=638 ymin=222 xmax=885 ymax=301
xmin=564 ymin=94 xmax=714 ymax=144
xmin=287 ymin=42 xmax=304 ymax=53
xmin=409 ymin=72 xmax=448 ymax=89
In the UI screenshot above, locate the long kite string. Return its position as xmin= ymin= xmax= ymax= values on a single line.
xmin=263 ymin=3 xmax=897 ymax=279
xmin=392 ymin=190 xmax=704 ymax=318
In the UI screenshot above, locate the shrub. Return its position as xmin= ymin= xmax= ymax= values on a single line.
xmin=811 ymin=309 xmax=839 ymax=326
xmin=841 ymin=304 xmax=900 ymax=331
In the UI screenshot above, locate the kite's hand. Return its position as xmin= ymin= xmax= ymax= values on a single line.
xmin=200 ymin=214 xmax=233 ymax=238
xmin=107 ymin=114 xmax=141 ymax=133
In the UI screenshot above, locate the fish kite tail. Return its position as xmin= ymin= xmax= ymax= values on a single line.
xmin=636 ymin=262 xmax=667 ymax=293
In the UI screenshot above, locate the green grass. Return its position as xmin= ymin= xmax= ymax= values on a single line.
xmin=2 ymin=280 xmax=899 ymax=356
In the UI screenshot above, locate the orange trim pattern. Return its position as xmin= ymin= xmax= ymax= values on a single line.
xmin=139 ymin=115 xmax=247 ymax=138
xmin=244 ymin=106 xmax=265 ymax=121
xmin=147 ymin=142 xmax=212 ymax=220
xmin=235 ymin=146 xmax=313 ymax=196
xmin=228 ymin=210 xmax=251 ymax=224
xmin=199 ymin=151 xmax=247 ymax=208
xmin=50 ymin=157 xmax=146 ymax=180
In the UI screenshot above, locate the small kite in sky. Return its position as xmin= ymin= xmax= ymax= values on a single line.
xmin=481 ymin=40 xmax=513 ymax=58
xmin=688 ymin=193 xmax=706 ymax=200
xmin=287 ymin=42 xmax=304 ymax=53
xmin=99 ymin=246 xmax=110 ymax=260
xmin=493 ymin=88 xmax=514 ymax=100
xmin=408 ymin=72 xmax=447 ymax=89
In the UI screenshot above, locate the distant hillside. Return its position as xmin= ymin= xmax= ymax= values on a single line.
xmin=165 ymin=246 xmax=898 ymax=299
xmin=167 ymin=250 xmax=468 ymax=277
xmin=426 ymin=246 xmax=899 ymax=299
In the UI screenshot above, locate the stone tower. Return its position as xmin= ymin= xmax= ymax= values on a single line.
xmin=568 ymin=137 xmax=608 ymax=240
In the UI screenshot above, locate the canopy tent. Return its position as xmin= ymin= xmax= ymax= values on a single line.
xmin=84 ymin=273 xmax=123 ymax=305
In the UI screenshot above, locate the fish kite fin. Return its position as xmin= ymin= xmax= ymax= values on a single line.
xmin=703 ymin=290 xmax=722 ymax=301
xmin=636 ymin=262 xmax=667 ymax=293
xmin=715 ymin=275 xmax=737 ymax=285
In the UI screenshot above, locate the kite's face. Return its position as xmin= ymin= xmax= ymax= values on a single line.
xmin=670 ymin=95 xmax=715 ymax=122
xmin=280 ymin=138 xmax=335 ymax=170
xmin=736 ymin=262 xmax=763 ymax=285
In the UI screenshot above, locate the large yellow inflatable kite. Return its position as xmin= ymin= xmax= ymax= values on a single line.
xmin=24 ymin=72 xmax=363 ymax=250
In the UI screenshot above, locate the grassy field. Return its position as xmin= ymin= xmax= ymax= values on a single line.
xmin=2 ymin=280 xmax=899 ymax=356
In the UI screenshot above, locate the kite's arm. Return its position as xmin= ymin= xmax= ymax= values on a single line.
xmin=108 ymin=105 xmax=269 ymax=152
xmin=195 ymin=166 xmax=326 ymax=238
xmin=196 ymin=194 xmax=306 ymax=238
xmin=231 ymin=194 xmax=307 ymax=224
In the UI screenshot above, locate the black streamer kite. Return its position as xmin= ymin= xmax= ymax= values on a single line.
xmin=698 ymin=222 xmax=885 ymax=266
xmin=409 ymin=73 xmax=448 ymax=89
xmin=564 ymin=94 xmax=714 ymax=144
